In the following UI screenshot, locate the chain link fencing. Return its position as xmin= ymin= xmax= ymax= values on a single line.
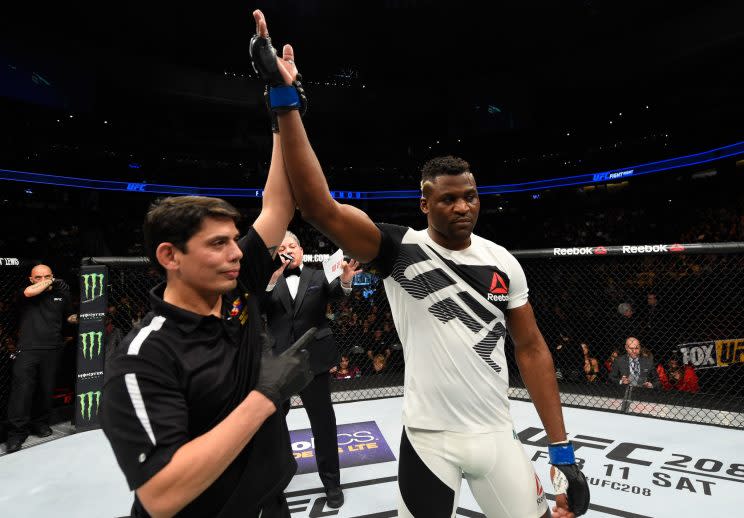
xmin=509 ymin=242 xmax=744 ymax=428
xmin=85 ymin=242 xmax=744 ymax=429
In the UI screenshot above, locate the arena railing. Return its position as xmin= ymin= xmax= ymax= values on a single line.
xmin=78 ymin=243 xmax=744 ymax=430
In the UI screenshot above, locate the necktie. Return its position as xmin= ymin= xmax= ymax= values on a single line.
xmin=630 ymin=358 xmax=640 ymax=385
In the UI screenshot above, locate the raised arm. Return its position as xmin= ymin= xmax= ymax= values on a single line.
xmin=252 ymin=133 xmax=295 ymax=258
xmin=278 ymin=112 xmax=381 ymax=262
xmin=251 ymin=10 xmax=381 ymax=262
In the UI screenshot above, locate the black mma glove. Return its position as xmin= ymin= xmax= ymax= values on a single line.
xmin=549 ymin=441 xmax=590 ymax=516
xmin=249 ymin=32 xmax=307 ymax=131
xmin=254 ymin=326 xmax=315 ymax=410
xmin=51 ymin=278 xmax=70 ymax=292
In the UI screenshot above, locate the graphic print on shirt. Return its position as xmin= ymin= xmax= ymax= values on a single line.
xmin=426 ymin=246 xmax=512 ymax=311
xmin=389 ymin=242 xmax=510 ymax=373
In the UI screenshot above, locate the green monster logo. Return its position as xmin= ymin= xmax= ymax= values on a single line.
xmin=80 ymin=331 xmax=103 ymax=359
xmin=81 ymin=273 xmax=105 ymax=301
xmin=78 ymin=391 xmax=101 ymax=421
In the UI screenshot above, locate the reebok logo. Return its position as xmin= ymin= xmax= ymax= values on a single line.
xmin=487 ymin=272 xmax=509 ymax=302
xmin=622 ymin=244 xmax=668 ymax=254
xmin=553 ymin=247 xmax=593 ymax=256
xmin=489 ymin=272 xmax=508 ymax=294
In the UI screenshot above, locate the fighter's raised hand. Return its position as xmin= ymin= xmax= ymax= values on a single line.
xmin=251 ymin=9 xmax=298 ymax=85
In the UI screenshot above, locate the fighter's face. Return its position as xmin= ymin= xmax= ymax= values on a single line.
xmin=421 ymin=173 xmax=480 ymax=249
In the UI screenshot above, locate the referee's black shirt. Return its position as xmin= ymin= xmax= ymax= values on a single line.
xmin=100 ymin=227 xmax=296 ymax=518
xmin=17 ymin=285 xmax=74 ymax=349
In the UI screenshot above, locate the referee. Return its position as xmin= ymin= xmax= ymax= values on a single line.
xmin=100 ymin=133 xmax=313 ymax=518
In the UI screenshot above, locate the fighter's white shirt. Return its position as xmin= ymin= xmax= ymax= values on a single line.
xmin=373 ymin=224 xmax=529 ymax=433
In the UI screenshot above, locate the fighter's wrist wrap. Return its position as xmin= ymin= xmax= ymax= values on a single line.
xmin=548 ymin=441 xmax=576 ymax=465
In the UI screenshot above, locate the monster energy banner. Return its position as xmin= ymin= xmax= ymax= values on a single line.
xmin=75 ymin=265 xmax=107 ymax=431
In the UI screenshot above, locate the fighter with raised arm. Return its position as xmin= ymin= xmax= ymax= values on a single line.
xmin=250 ymin=9 xmax=589 ymax=517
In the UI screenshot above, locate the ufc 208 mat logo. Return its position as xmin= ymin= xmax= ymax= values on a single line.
xmin=81 ymin=273 xmax=105 ymax=302
xmin=78 ymin=391 xmax=101 ymax=421
xmin=80 ymin=331 xmax=103 ymax=360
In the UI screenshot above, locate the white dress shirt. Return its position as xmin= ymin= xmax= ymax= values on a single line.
xmin=266 ymin=264 xmax=352 ymax=298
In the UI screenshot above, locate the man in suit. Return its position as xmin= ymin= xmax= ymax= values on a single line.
xmin=609 ymin=336 xmax=660 ymax=389
xmin=264 ymin=231 xmax=360 ymax=508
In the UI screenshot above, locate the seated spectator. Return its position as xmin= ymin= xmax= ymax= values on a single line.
xmin=604 ymin=348 xmax=620 ymax=375
xmin=552 ymin=333 xmax=583 ymax=382
xmin=331 ymin=355 xmax=361 ymax=380
xmin=615 ymin=303 xmax=641 ymax=345
xmin=640 ymin=345 xmax=655 ymax=363
xmin=609 ymin=337 xmax=660 ymax=389
xmin=581 ymin=343 xmax=600 ymax=383
xmin=104 ymin=314 xmax=124 ymax=354
xmin=325 ymin=303 xmax=335 ymax=321
xmin=657 ymin=357 xmax=699 ymax=394
xmin=366 ymin=329 xmax=393 ymax=364
xmin=368 ymin=353 xmax=388 ymax=375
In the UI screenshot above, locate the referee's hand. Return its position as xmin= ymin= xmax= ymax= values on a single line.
xmin=254 ymin=327 xmax=314 ymax=411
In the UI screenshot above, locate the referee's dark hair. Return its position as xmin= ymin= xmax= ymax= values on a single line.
xmin=420 ymin=156 xmax=471 ymax=192
xmin=144 ymin=196 xmax=242 ymax=274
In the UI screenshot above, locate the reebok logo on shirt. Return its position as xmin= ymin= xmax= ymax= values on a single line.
xmin=487 ymin=272 xmax=509 ymax=302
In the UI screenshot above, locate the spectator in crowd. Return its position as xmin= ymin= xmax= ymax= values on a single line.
xmin=5 ymin=264 xmax=78 ymax=454
xmin=366 ymin=329 xmax=393 ymax=371
xmin=657 ymin=356 xmax=700 ymax=394
xmin=264 ymin=231 xmax=360 ymax=508
xmin=103 ymin=313 xmax=124 ymax=355
xmin=581 ymin=343 xmax=600 ymax=383
xmin=615 ymin=302 xmax=641 ymax=347
xmin=552 ymin=333 xmax=584 ymax=382
xmin=331 ymin=355 xmax=361 ymax=380
xmin=609 ymin=336 xmax=660 ymax=388
xmin=640 ymin=345 xmax=655 ymax=363
xmin=604 ymin=348 xmax=620 ymax=376
xmin=368 ymin=353 xmax=388 ymax=375
xmin=640 ymin=292 xmax=662 ymax=343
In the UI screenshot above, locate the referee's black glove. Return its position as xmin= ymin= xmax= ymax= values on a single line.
xmin=254 ymin=327 xmax=315 ymax=411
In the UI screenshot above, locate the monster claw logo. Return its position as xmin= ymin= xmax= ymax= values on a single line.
xmin=80 ymin=331 xmax=103 ymax=359
xmin=78 ymin=390 xmax=101 ymax=421
xmin=81 ymin=273 xmax=105 ymax=302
